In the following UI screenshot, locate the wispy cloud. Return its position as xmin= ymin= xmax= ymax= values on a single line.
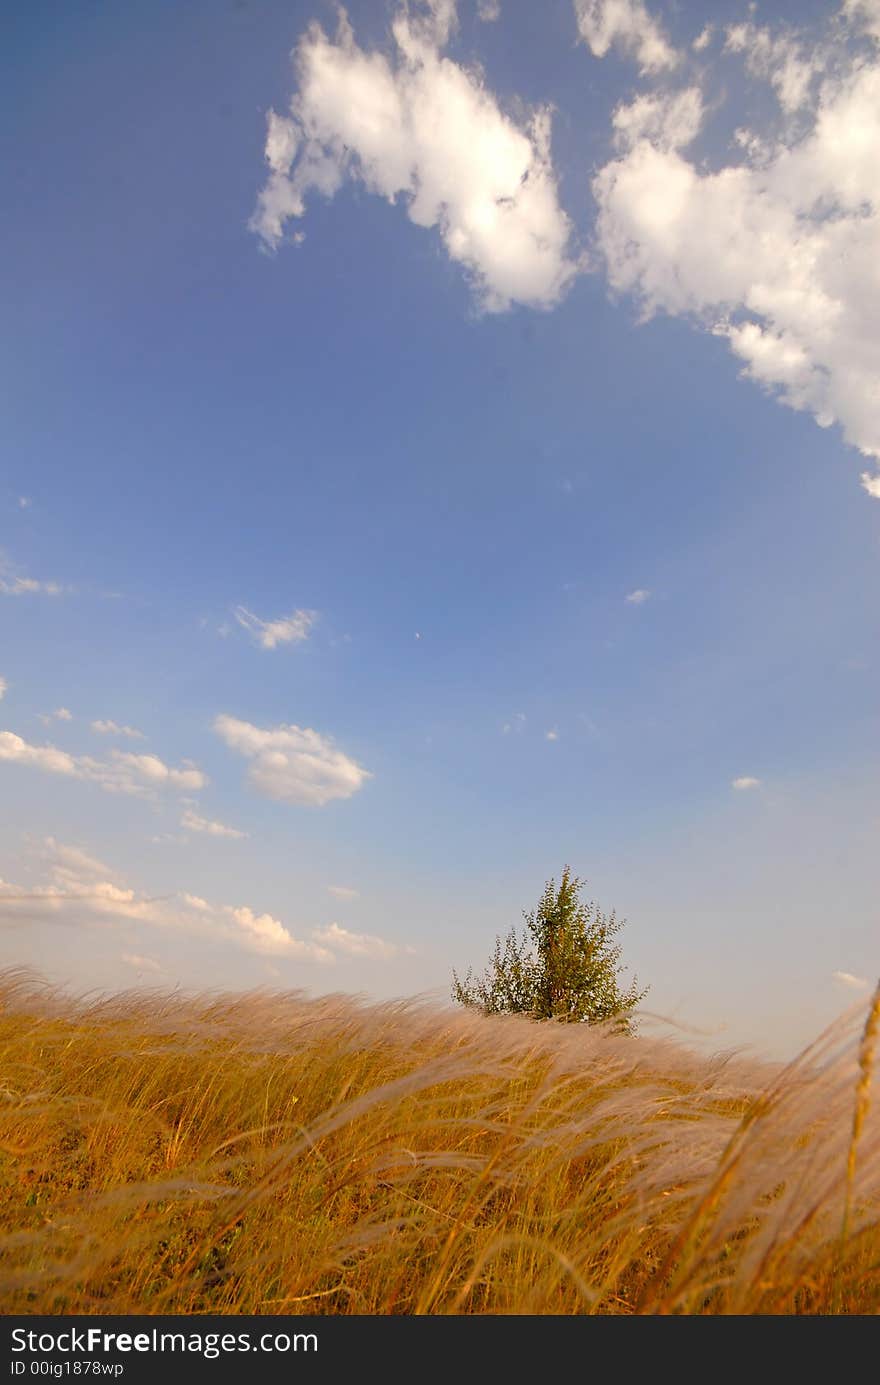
xmin=122 ymin=953 xmax=162 ymax=974
xmin=502 ymin=712 xmax=526 ymax=735
xmin=574 ymin=0 xmax=679 ymax=74
xmin=0 ymin=841 xmax=332 ymax=963
xmin=832 ymin=970 xmax=870 ymax=991
xmin=214 ymin=713 xmax=370 ymax=806
xmin=625 ymin=589 xmax=651 ymax=605
xmin=233 ymin=606 xmax=317 ymax=651
xmin=91 ymin=719 xmax=145 ymax=740
xmin=38 ymin=707 xmax=73 ymax=726
xmin=0 ymin=678 xmax=7 ymax=701
xmin=311 ymin=921 xmax=400 ymax=960
xmin=732 ymin=776 xmax=761 ymax=791
xmin=0 ymin=730 xmax=205 ymax=796
xmin=0 ymin=574 xmax=63 ymax=596
xmin=327 ymin=885 xmax=359 ymax=900
xmin=545 ymin=728 xmax=559 ymax=741
xmin=181 ymin=808 xmax=248 ymax=840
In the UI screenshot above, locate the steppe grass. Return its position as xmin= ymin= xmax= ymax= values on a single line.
xmin=0 ymin=967 xmax=877 ymax=1314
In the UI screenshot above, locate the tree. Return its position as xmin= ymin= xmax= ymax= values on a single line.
xmin=451 ymin=866 xmax=647 ymax=1032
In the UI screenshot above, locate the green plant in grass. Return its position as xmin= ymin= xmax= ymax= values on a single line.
xmin=452 ymin=866 xmax=647 ymax=1032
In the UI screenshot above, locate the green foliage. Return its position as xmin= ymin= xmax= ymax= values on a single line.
xmin=451 ymin=866 xmax=648 ymax=1032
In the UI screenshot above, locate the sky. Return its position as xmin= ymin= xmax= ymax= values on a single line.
xmin=1 ymin=0 xmax=878 ymax=1058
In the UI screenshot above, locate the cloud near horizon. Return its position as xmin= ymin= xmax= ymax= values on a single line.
xmin=0 ymin=839 xmax=398 ymax=966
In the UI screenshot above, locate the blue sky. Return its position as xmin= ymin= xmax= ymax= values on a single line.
xmin=2 ymin=0 xmax=878 ymax=1057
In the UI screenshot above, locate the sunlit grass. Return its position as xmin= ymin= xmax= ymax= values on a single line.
xmin=0 ymin=967 xmax=877 ymax=1314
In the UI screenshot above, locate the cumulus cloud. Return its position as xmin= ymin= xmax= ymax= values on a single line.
xmin=39 ymin=707 xmax=73 ymax=726
xmin=833 ymin=969 xmax=870 ymax=989
xmin=214 ymin=713 xmax=371 ymax=806
xmin=732 ymin=776 xmax=761 ymax=791
xmin=327 ymin=884 xmax=360 ymax=900
xmin=625 ymin=588 xmax=651 ymax=604
xmin=574 ymin=0 xmax=678 ymax=73
xmin=725 ymin=22 xmax=823 ymax=114
xmin=251 ymin=2 xmax=577 ymax=311
xmin=233 ymin=605 xmax=317 ymax=651
xmin=311 ymin=921 xmax=399 ymax=959
xmin=0 ymin=842 xmax=332 ymax=963
xmin=111 ymin=752 xmax=205 ymax=792
xmin=181 ymin=807 xmax=248 ymax=840
xmin=91 ymin=719 xmax=145 ymax=740
xmin=592 ymin=2 xmax=880 ymax=490
xmin=0 ymin=730 xmax=205 ymax=797
xmin=612 ymin=88 xmax=703 ymax=152
xmin=0 ymin=840 xmax=399 ymax=965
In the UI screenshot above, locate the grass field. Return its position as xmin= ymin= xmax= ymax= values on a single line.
xmin=0 ymin=967 xmax=877 ymax=1315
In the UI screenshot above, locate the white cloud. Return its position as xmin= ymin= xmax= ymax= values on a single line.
xmin=593 ymin=5 xmax=880 ymax=489
xmin=111 ymin=752 xmax=205 ymax=793
xmin=0 ymin=842 xmax=333 ymax=964
xmin=545 ymin=728 xmax=559 ymax=741
xmin=626 ymin=588 xmax=651 ymax=604
xmin=40 ymin=707 xmax=73 ymax=725
xmin=122 ymin=953 xmax=162 ymax=974
xmin=725 ymin=22 xmax=822 ymax=114
xmin=477 ymin=0 xmax=501 ymax=20
xmin=502 ymin=712 xmax=526 ymax=734
xmin=91 ymin=719 xmax=145 ymax=740
xmin=233 ymin=605 xmax=318 ymax=651
xmin=214 ymin=713 xmax=370 ymax=807
xmin=0 ymin=730 xmax=205 ymax=797
xmin=844 ymin=0 xmax=880 ymax=41
xmin=574 ymin=0 xmax=678 ymax=74
xmin=0 ymin=678 xmax=6 ymax=701
xmin=18 ymin=497 xmax=31 ymax=509
xmin=833 ymin=969 xmax=870 ymax=989
xmin=0 ymin=732 xmax=78 ymax=778
xmin=612 ymin=88 xmax=703 ymax=152
xmin=226 ymin=904 xmax=333 ymax=960
xmin=311 ymin=921 xmax=399 ymax=959
xmin=181 ymin=807 xmax=248 ymax=840
xmin=251 ymin=3 xmax=577 ymax=311
xmin=327 ymin=884 xmax=360 ymax=900
xmin=732 ymin=776 xmax=761 ymax=791
xmin=44 ymin=838 xmax=118 ymax=889
xmin=692 ymin=24 xmax=712 ymax=53
xmin=0 ymin=575 xmax=63 ymax=596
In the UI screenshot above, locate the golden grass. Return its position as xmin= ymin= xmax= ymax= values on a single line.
xmin=0 ymin=966 xmax=878 ymax=1315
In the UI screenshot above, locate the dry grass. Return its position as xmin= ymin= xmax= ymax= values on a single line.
xmin=0 ymin=966 xmax=878 ymax=1315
